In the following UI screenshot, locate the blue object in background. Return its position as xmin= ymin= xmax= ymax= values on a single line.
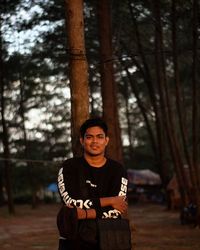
xmin=47 ymin=183 xmax=58 ymax=192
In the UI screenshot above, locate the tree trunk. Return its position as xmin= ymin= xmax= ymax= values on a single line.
xmin=123 ymin=65 xmax=157 ymax=157
xmin=19 ymin=76 xmax=37 ymax=209
xmin=97 ymin=0 xmax=123 ymax=163
xmin=153 ymin=0 xmax=189 ymax=206
xmin=0 ymin=28 xmax=15 ymax=214
xmin=191 ymin=0 xmax=200 ymax=225
xmin=120 ymin=39 xmax=169 ymax=187
xmin=171 ymin=0 xmax=193 ymax=179
xmin=124 ymin=78 xmax=134 ymax=162
xmin=122 ymin=1 xmax=171 ymax=186
xmin=64 ymin=0 xmax=89 ymax=156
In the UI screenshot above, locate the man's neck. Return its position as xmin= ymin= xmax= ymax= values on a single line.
xmin=84 ymin=154 xmax=107 ymax=168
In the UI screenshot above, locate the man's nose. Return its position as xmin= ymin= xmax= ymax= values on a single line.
xmin=92 ymin=136 xmax=98 ymax=142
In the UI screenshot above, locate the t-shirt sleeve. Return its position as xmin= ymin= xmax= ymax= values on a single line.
xmin=101 ymin=164 xmax=128 ymax=218
xmin=110 ymin=165 xmax=128 ymax=196
xmin=57 ymin=160 xmax=93 ymax=209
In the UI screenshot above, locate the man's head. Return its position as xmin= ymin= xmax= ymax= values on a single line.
xmin=79 ymin=118 xmax=109 ymax=157
xmin=80 ymin=117 xmax=108 ymax=138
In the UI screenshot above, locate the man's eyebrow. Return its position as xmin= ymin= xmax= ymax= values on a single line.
xmin=85 ymin=133 xmax=105 ymax=136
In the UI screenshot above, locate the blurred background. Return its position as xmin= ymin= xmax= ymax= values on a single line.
xmin=0 ymin=0 xmax=199 ymax=226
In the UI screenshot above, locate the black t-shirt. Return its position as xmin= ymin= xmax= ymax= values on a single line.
xmin=58 ymin=156 xmax=128 ymax=218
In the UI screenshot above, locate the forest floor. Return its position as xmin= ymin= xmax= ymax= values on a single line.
xmin=0 ymin=201 xmax=199 ymax=250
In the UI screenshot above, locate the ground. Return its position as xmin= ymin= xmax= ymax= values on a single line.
xmin=0 ymin=202 xmax=199 ymax=250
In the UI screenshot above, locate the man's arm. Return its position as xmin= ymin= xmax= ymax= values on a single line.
xmin=76 ymin=196 xmax=128 ymax=219
xmin=58 ymin=160 xmax=128 ymax=219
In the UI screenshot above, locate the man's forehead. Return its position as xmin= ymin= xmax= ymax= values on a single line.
xmin=85 ymin=126 xmax=105 ymax=135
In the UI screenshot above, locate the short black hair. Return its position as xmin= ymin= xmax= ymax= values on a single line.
xmin=80 ymin=117 xmax=108 ymax=138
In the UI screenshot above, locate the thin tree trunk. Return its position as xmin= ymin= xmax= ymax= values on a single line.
xmin=121 ymin=0 xmax=171 ymax=185
xmin=64 ymin=0 xmax=89 ymax=156
xmin=0 ymin=27 xmax=15 ymax=214
xmin=19 ymin=76 xmax=37 ymax=209
xmin=0 ymin=172 xmax=4 ymax=205
xmin=97 ymin=0 xmax=123 ymax=163
xmin=123 ymin=78 xmax=134 ymax=162
xmin=123 ymin=65 xmax=157 ymax=157
xmin=153 ymin=0 xmax=189 ymax=206
xmin=129 ymin=5 xmax=170 ymax=186
xmin=120 ymin=40 xmax=169 ymax=186
xmin=172 ymin=1 xmax=200 ymax=214
xmin=191 ymin=0 xmax=200 ymax=225
xmin=171 ymin=0 xmax=193 ymax=178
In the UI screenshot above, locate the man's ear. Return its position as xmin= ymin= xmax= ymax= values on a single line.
xmin=80 ymin=137 xmax=84 ymax=145
xmin=105 ymin=136 xmax=109 ymax=146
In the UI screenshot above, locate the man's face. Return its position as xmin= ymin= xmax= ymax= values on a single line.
xmin=80 ymin=126 xmax=109 ymax=156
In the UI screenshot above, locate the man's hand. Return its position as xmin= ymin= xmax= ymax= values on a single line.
xmin=111 ymin=196 xmax=128 ymax=214
xmin=100 ymin=196 xmax=128 ymax=214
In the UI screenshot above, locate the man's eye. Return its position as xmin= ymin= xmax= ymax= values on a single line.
xmin=97 ymin=135 xmax=105 ymax=139
xmin=85 ymin=135 xmax=92 ymax=139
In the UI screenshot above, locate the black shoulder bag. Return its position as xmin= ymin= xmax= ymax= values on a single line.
xmin=80 ymin=166 xmax=132 ymax=250
xmin=97 ymin=217 xmax=132 ymax=250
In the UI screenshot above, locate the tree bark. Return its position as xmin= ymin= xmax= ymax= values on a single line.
xmin=0 ymin=27 xmax=15 ymax=214
xmin=64 ymin=0 xmax=89 ymax=156
xmin=191 ymin=0 xmax=200 ymax=225
xmin=97 ymin=0 xmax=123 ymax=163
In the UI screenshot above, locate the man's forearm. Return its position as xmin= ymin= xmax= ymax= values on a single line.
xmin=76 ymin=196 xmax=127 ymax=219
xmin=100 ymin=195 xmax=127 ymax=214
xmin=76 ymin=197 xmax=115 ymax=220
xmin=100 ymin=197 xmax=114 ymax=207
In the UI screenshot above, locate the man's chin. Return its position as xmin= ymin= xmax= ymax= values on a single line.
xmin=88 ymin=151 xmax=103 ymax=156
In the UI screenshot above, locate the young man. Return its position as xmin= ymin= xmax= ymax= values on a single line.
xmin=57 ymin=118 xmax=128 ymax=250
